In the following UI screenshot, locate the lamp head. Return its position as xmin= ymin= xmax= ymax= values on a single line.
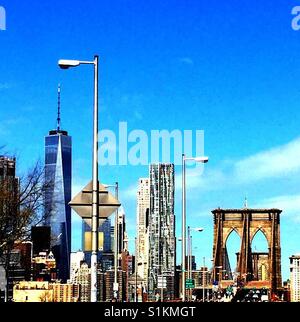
xmin=58 ymin=59 xmax=81 ymax=69
xmin=194 ymin=157 xmax=209 ymax=163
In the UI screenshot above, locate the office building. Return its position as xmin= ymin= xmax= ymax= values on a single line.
xmin=74 ymin=262 xmax=91 ymax=302
xmin=136 ymin=178 xmax=150 ymax=283
xmin=70 ymin=251 xmax=85 ymax=283
xmin=82 ymin=219 xmax=112 ymax=269
xmin=44 ymin=86 xmax=72 ymax=282
xmin=52 ymin=283 xmax=79 ymax=302
xmin=117 ymin=208 xmax=126 ymax=255
xmin=13 ymin=281 xmax=79 ymax=302
xmin=72 ymin=261 xmax=105 ymax=302
xmin=13 ymin=281 xmax=54 ymax=302
xmin=148 ymin=164 xmax=176 ymax=301
xmin=0 ymin=156 xmax=19 ymax=301
xmin=104 ymin=269 xmax=126 ymax=302
xmin=32 ymin=251 xmax=57 ymax=282
xmin=31 ymin=226 xmax=51 ymax=257
xmin=290 ymin=254 xmax=300 ymax=302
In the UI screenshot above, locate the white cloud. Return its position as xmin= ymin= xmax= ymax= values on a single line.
xmin=0 ymin=82 xmax=12 ymax=90
xmin=0 ymin=117 xmax=30 ymax=136
xmin=253 ymin=194 xmax=300 ymax=222
xmin=122 ymin=184 xmax=137 ymax=200
xmin=179 ymin=57 xmax=194 ymax=65
xmin=234 ymin=137 xmax=300 ymax=183
xmin=175 ymin=136 xmax=300 ymax=194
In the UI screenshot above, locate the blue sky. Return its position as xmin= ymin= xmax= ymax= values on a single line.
xmin=1 ymin=0 xmax=300 ymax=280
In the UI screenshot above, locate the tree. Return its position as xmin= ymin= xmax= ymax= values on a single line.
xmin=0 ymin=160 xmax=54 ymax=301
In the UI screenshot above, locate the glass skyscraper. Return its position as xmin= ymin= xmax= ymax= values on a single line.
xmin=44 ymin=90 xmax=72 ymax=282
xmin=82 ymin=219 xmax=112 ymax=271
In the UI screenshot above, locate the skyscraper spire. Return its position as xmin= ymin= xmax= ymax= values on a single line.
xmin=244 ymin=196 xmax=248 ymax=209
xmin=57 ymin=84 xmax=61 ymax=131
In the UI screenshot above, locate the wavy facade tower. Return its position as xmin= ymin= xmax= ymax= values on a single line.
xmin=148 ymin=164 xmax=176 ymax=300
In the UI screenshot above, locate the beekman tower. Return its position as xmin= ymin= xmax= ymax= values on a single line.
xmin=44 ymin=85 xmax=72 ymax=282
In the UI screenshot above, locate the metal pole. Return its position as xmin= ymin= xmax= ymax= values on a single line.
xmin=113 ymin=182 xmax=119 ymax=300
xmin=135 ymin=237 xmax=137 ymax=302
xmin=90 ymin=55 xmax=99 ymax=303
xmin=203 ymin=257 xmax=205 ymax=302
xmin=187 ymin=227 xmax=190 ymax=280
xmin=182 ymin=154 xmax=186 ymax=302
xmin=190 ymin=235 xmax=193 ymax=301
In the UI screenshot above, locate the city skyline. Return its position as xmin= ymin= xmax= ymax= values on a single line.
xmin=1 ymin=0 xmax=300 ymax=282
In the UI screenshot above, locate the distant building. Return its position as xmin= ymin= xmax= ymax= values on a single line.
xmin=72 ymin=262 xmax=105 ymax=302
xmin=13 ymin=281 xmax=79 ymax=302
xmin=44 ymin=87 xmax=72 ymax=282
xmin=32 ymin=251 xmax=57 ymax=282
xmin=82 ymin=219 xmax=112 ymax=269
xmin=31 ymin=226 xmax=51 ymax=257
xmin=136 ymin=178 xmax=150 ymax=285
xmin=70 ymin=251 xmax=85 ymax=283
xmin=74 ymin=262 xmax=91 ymax=302
xmin=0 ymin=156 xmax=19 ymax=300
xmin=117 ymin=208 xmax=126 ymax=256
xmin=104 ymin=269 xmax=126 ymax=302
xmin=52 ymin=283 xmax=79 ymax=302
xmin=121 ymin=250 xmax=135 ymax=301
xmin=290 ymin=255 xmax=300 ymax=302
xmin=148 ymin=164 xmax=176 ymax=301
xmin=13 ymin=281 xmax=54 ymax=302
xmin=0 ymin=155 xmax=17 ymax=180
xmin=3 ymin=241 xmax=32 ymax=301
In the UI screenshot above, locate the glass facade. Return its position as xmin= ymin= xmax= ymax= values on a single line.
xmin=82 ymin=219 xmax=112 ymax=270
xmin=44 ymin=130 xmax=72 ymax=282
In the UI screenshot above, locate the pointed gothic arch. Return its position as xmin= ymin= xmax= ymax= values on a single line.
xmin=212 ymin=208 xmax=282 ymax=293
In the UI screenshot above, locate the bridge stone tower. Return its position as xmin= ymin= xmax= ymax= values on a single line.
xmin=212 ymin=208 xmax=282 ymax=293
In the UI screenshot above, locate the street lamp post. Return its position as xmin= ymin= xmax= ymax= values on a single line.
xmin=187 ymin=226 xmax=203 ymax=301
xmin=114 ymin=182 xmax=119 ymax=300
xmin=202 ymin=257 xmax=205 ymax=302
xmin=182 ymin=154 xmax=208 ymax=302
xmin=135 ymin=237 xmax=138 ymax=302
xmin=58 ymin=55 xmax=99 ymax=302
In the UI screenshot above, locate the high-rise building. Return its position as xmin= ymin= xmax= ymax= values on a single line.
xmin=136 ymin=178 xmax=150 ymax=283
xmin=32 ymin=251 xmax=57 ymax=282
xmin=0 ymin=156 xmax=17 ymax=179
xmin=72 ymin=262 xmax=105 ymax=302
xmin=104 ymin=269 xmax=127 ymax=302
xmin=117 ymin=208 xmax=126 ymax=254
xmin=70 ymin=251 xmax=85 ymax=283
xmin=44 ymin=86 xmax=72 ymax=282
xmin=0 ymin=156 xmax=19 ymax=301
xmin=290 ymin=254 xmax=300 ymax=302
xmin=31 ymin=226 xmax=51 ymax=257
xmin=52 ymin=283 xmax=79 ymax=302
xmin=148 ymin=164 xmax=176 ymax=301
xmin=82 ymin=219 xmax=112 ymax=269
xmin=75 ymin=262 xmax=91 ymax=302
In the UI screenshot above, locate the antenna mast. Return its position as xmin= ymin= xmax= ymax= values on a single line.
xmin=57 ymin=84 xmax=61 ymax=131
